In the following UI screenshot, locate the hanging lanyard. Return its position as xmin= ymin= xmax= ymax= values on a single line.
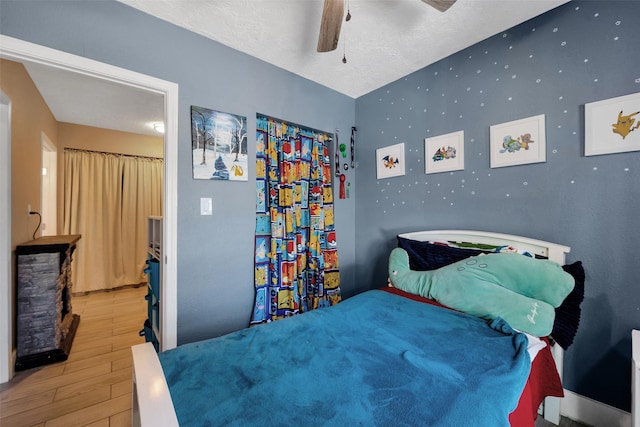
xmin=334 ymin=129 xmax=340 ymax=177
xmin=350 ymin=126 xmax=356 ymax=169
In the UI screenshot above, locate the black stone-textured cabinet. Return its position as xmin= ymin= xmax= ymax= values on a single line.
xmin=15 ymin=235 xmax=81 ymax=371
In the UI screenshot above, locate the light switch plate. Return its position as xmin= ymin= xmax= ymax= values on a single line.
xmin=200 ymin=197 xmax=213 ymax=215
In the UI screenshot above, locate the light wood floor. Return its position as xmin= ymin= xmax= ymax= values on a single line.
xmin=0 ymin=285 xmax=147 ymax=427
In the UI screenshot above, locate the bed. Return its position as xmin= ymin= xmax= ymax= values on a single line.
xmin=132 ymin=230 xmax=582 ymax=426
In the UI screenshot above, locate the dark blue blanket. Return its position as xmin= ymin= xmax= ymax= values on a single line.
xmin=159 ymin=290 xmax=530 ymax=426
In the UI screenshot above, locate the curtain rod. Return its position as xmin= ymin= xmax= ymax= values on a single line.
xmin=64 ymin=148 xmax=163 ymax=161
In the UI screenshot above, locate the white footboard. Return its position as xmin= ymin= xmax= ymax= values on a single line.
xmin=633 ymin=329 xmax=639 ymax=427
xmin=131 ymin=342 xmax=179 ymax=427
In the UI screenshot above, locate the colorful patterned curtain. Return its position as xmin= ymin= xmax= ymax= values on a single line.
xmin=252 ymin=115 xmax=341 ymax=324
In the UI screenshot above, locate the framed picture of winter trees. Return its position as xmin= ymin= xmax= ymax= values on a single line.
xmin=191 ymin=106 xmax=248 ymax=181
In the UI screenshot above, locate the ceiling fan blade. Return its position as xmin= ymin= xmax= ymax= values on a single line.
xmin=422 ymin=0 xmax=457 ymax=12
xmin=317 ymin=0 xmax=344 ymax=53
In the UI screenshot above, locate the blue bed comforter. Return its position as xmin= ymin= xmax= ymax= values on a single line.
xmin=159 ymin=290 xmax=530 ymax=426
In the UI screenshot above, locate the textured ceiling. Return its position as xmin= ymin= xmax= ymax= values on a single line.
xmin=22 ymin=0 xmax=570 ymax=136
xmin=118 ymin=0 xmax=571 ymax=98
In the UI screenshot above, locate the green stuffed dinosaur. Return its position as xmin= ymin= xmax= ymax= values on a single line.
xmin=388 ymin=248 xmax=575 ymax=337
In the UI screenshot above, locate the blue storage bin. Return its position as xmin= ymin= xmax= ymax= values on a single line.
xmin=145 ymin=257 xmax=160 ymax=297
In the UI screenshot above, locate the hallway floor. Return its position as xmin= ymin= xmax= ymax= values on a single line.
xmin=0 ymin=285 xmax=146 ymax=426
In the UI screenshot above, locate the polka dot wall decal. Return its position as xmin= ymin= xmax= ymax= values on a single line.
xmin=536 ymin=79 xmax=541 ymax=83
xmin=624 ymin=168 xmax=630 ymax=172
xmin=594 ymin=13 xmax=599 ymax=17
xmin=532 ymin=28 xmax=536 ymax=32
xmin=523 ymin=182 xmax=528 ymax=186
xmin=561 ymin=41 xmax=567 ymax=46
xmin=584 ymin=58 xmax=589 ymax=63
xmin=559 ymin=70 xmax=563 ymax=73
xmin=635 ymin=78 xmax=640 ymax=84
xmin=480 ymin=102 xmax=485 ymax=107
xmin=477 ymin=69 xmax=482 ymax=74
xmin=502 ymin=33 xmax=507 ymax=38
xmin=593 ymin=167 xmax=598 ymax=171
xmin=571 ymin=180 xmax=575 ymax=184
xmin=512 ymin=75 xmax=517 ymax=79
xmin=553 ymin=28 xmax=558 ymax=32
xmin=529 ymin=54 xmax=534 ymax=58
xmin=506 ymin=194 xmax=510 ymax=197
xmin=615 ymin=20 xmax=621 ymax=25
xmin=614 ymin=37 xmax=619 ymax=41
xmin=471 ymin=191 xmax=476 ymax=195
xmin=504 ymin=65 xmax=509 ymax=69
xmin=552 ymin=149 xmax=558 ymax=154
xmin=594 ymin=79 xmax=598 ymax=82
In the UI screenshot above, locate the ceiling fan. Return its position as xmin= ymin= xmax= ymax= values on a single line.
xmin=317 ymin=0 xmax=457 ymax=53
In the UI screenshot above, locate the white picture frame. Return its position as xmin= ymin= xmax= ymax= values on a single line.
xmin=376 ymin=143 xmax=405 ymax=179
xmin=425 ymin=131 xmax=464 ymax=174
xmin=490 ymin=114 xmax=546 ymax=168
xmin=585 ymin=92 xmax=640 ymax=156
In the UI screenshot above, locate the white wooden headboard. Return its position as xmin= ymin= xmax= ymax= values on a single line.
xmin=398 ymin=230 xmax=571 ymax=265
xmin=397 ymin=229 xmax=571 ymax=425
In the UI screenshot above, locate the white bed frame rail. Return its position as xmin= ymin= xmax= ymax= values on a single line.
xmin=131 ymin=343 xmax=179 ymax=427
xmin=397 ymin=229 xmax=571 ymax=425
xmin=633 ymin=329 xmax=640 ymax=427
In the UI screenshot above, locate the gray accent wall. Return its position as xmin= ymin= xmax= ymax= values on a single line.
xmin=355 ymin=1 xmax=639 ymax=412
xmin=0 ymin=0 xmax=356 ymax=343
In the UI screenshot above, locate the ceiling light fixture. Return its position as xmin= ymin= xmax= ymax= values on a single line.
xmin=153 ymin=122 xmax=165 ymax=134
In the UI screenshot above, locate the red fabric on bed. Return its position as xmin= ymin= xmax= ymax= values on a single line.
xmin=380 ymin=286 xmax=564 ymax=426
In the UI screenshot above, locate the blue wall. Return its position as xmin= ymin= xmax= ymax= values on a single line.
xmin=355 ymin=1 xmax=639 ymax=412
xmin=0 ymin=1 xmax=357 ymax=343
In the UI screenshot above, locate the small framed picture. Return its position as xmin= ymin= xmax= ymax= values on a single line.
xmin=191 ymin=106 xmax=248 ymax=181
xmin=490 ymin=114 xmax=546 ymax=168
xmin=585 ymin=92 xmax=640 ymax=156
xmin=376 ymin=143 xmax=405 ymax=179
xmin=425 ymin=131 xmax=464 ymax=174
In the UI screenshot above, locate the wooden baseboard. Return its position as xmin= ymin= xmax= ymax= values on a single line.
xmin=561 ymin=390 xmax=631 ymax=427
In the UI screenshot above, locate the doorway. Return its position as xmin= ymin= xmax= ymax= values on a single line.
xmin=40 ymin=132 xmax=56 ymax=236
xmin=0 ymin=35 xmax=178 ymax=383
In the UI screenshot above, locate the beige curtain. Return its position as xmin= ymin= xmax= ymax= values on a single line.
xmin=63 ymin=149 xmax=163 ymax=293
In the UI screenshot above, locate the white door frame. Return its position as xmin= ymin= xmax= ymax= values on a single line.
xmin=0 ymin=90 xmax=12 ymax=383
xmin=0 ymin=35 xmax=179 ymax=382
